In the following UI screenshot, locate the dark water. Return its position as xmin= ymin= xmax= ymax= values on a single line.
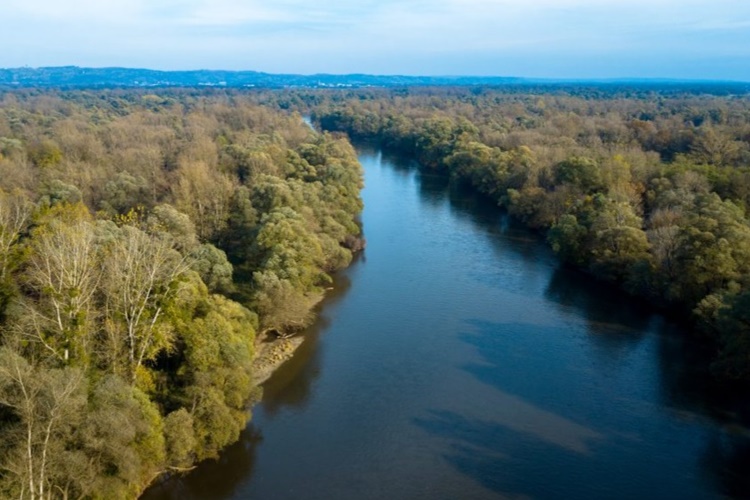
xmin=144 ymin=147 xmax=750 ymax=500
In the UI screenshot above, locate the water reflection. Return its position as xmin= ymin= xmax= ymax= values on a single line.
xmin=415 ymin=171 xmax=451 ymax=209
xmin=371 ymin=145 xmax=750 ymax=498
xmin=145 ymin=146 xmax=750 ymax=499
xmin=542 ymin=261 xmax=750 ymax=427
xmin=416 ymin=166 xmax=555 ymax=283
xmin=142 ymin=264 xmax=357 ymax=499
xmin=450 ymin=316 xmax=750 ymax=499
xmin=544 ymin=266 xmax=653 ymax=335
xmin=701 ymin=432 xmax=750 ymax=498
xmin=378 ymin=149 xmax=415 ymax=180
xmin=414 ymin=410 xmax=603 ymax=499
xmin=408 ymin=163 xmax=750 ymax=498
xmin=262 ymin=264 xmax=354 ymax=414
xmin=143 ymin=427 xmax=262 ymax=500
xmin=655 ymin=321 xmax=750 ymax=428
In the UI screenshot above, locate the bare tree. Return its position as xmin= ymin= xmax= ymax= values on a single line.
xmin=102 ymin=226 xmax=190 ymax=382
xmin=0 ymin=347 xmax=85 ymax=500
xmin=0 ymin=190 xmax=32 ymax=282
xmin=22 ymin=218 xmax=101 ymax=364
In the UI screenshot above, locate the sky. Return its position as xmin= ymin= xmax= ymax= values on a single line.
xmin=2 ymin=0 xmax=750 ymax=80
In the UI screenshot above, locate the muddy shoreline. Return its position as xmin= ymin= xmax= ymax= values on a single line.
xmin=250 ymin=332 xmax=307 ymax=387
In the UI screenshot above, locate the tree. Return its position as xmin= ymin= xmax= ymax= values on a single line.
xmin=253 ymin=207 xmax=326 ymax=291
xmin=27 ymin=140 xmax=63 ymax=169
xmin=690 ymin=127 xmax=742 ymax=167
xmin=220 ymin=185 xmax=258 ymax=265
xmin=0 ymin=90 xmax=367 ymax=496
xmin=172 ymin=160 xmax=234 ymax=242
xmin=415 ymin=117 xmax=461 ymax=169
xmin=188 ymin=243 xmax=234 ymax=294
xmin=22 ymin=205 xmax=100 ymax=365
xmin=101 ymin=225 xmax=190 ymax=383
xmin=554 ymin=156 xmax=603 ymax=194
xmin=670 ymin=194 xmax=750 ymax=305
xmin=172 ymin=293 xmax=256 ymax=459
xmin=252 ymin=271 xmax=315 ymax=334
xmin=0 ymin=190 xmax=31 ymax=283
xmin=0 ymin=347 xmax=85 ymax=500
xmin=713 ymin=290 xmax=750 ymax=379
xmin=0 ymin=190 xmax=31 ymax=316
xmin=147 ymin=204 xmax=198 ymax=253
xmin=100 ymin=172 xmax=150 ymax=215
xmin=77 ymin=375 xmax=166 ymax=498
xmin=646 ymin=207 xmax=683 ymax=289
xmin=548 ymin=214 xmax=588 ymax=266
xmin=588 ymin=198 xmax=651 ymax=282
xmin=39 ymin=180 xmax=82 ymax=207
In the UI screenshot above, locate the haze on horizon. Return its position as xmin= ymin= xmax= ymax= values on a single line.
xmin=2 ymin=0 xmax=749 ymax=81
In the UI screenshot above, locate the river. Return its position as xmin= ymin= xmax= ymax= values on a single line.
xmin=144 ymin=145 xmax=750 ymax=499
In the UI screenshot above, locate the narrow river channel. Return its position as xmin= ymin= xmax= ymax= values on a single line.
xmin=144 ymin=145 xmax=750 ymax=499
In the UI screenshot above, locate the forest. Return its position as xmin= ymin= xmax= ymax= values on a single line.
xmin=310 ymin=86 xmax=750 ymax=381
xmin=0 ymin=89 xmax=363 ymax=498
xmin=2 ymin=83 xmax=750 ymax=498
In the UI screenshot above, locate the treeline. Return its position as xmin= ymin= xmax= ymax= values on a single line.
xmin=312 ymin=87 xmax=750 ymax=379
xmin=0 ymin=90 xmax=362 ymax=498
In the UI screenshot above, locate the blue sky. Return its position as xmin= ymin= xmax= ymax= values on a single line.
xmin=3 ymin=0 xmax=750 ymax=79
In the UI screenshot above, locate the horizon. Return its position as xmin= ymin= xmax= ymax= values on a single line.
xmin=2 ymin=0 xmax=750 ymax=81
xmin=4 ymin=65 xmax=750 ymax=85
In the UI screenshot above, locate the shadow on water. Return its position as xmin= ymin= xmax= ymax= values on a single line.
xmin=423 ymin=316 xmax=750 ymax=499
xmin=375 ymin=148 xmax=750 ymax=499
xmin=544 ymin=266 xmax=750 ymax=498
xmin=542 ymin=258 xmax=750 ymax=425
xmin=655 ymin=321 xmax=743 ymax=419
xmin=369 ymin=142 xmax=538 ymax=242
xmin=457 ymin=319 xmax=613 ymax=437
xmin=416 ymin=405 xmax=750 ymax=499
xmin=368 ymin=146 xmax=750 ymax=497
xmin=655 ymin=320 xmax=750 ymax=498
xmin=261 ymin=244 xmax=356 ymax=414
xmin=142 ymin=427 xmax=262 ymax=500
xmin=414 ymin=410 xmax=610 ymax=499
xmin=452 ymin=309 xmax=750 ymax=499
xmin=379 ymin=148 xmax=418 ymax=172
xmin=544 ymin=266 xmax=653 ymax=337
xmin=412 ymin=410 xmax=525 ymax=499
xmin=142 ymin=266 xmax=357 ymax=500
xmin=701 ymin=433 xmax=750 ymax=498
xmin=400 ymin=154 xmax=552 ymax=267
xmin=147 ymin=145 xmax=750 ymax=499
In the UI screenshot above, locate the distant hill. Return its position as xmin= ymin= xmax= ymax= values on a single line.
xmin=0 ymin=66 xmax=524 ymax=88
xmin=1 ymin=66 xmax=749 ymax=92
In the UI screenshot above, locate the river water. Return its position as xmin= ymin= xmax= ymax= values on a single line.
xmin=144 ymin=146 xmax=750 ymax=499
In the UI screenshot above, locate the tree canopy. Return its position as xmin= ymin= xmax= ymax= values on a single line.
xmin=0 ymin=89 xmax=363 ymax=498
xmin=312 ymin=85 xmax=750 ymax=380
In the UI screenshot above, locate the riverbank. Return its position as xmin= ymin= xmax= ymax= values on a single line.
xmin=250 ymin=280 xmax=351 ymax=387
xmin=140 ymin=280 xmax=349 ymax=498
xmin=251 ymin=332 xmax=307 ymax=386
xmin=143 ymin=145 xmax=750 ymax=500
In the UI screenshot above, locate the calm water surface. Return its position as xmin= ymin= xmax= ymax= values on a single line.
xmin=144 ymin=146 xmax=750 ymax=499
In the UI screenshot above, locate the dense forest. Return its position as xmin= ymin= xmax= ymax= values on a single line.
xmin=2 ymin=83 xmax=750 ymax=498
xmin=311 ymin=86 xmax=750 ymax=380
xmin=0 ymin=89 xmax=363 ymax=498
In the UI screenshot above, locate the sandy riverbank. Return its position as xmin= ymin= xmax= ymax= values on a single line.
xmin=251 ymin=332 xmax=307 ymax=386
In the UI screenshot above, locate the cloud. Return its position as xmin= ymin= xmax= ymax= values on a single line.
xmin=4 ymin=0 xmax=148 ymax=23
xmin=0 ymin=0 xmax=748 ymax=78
